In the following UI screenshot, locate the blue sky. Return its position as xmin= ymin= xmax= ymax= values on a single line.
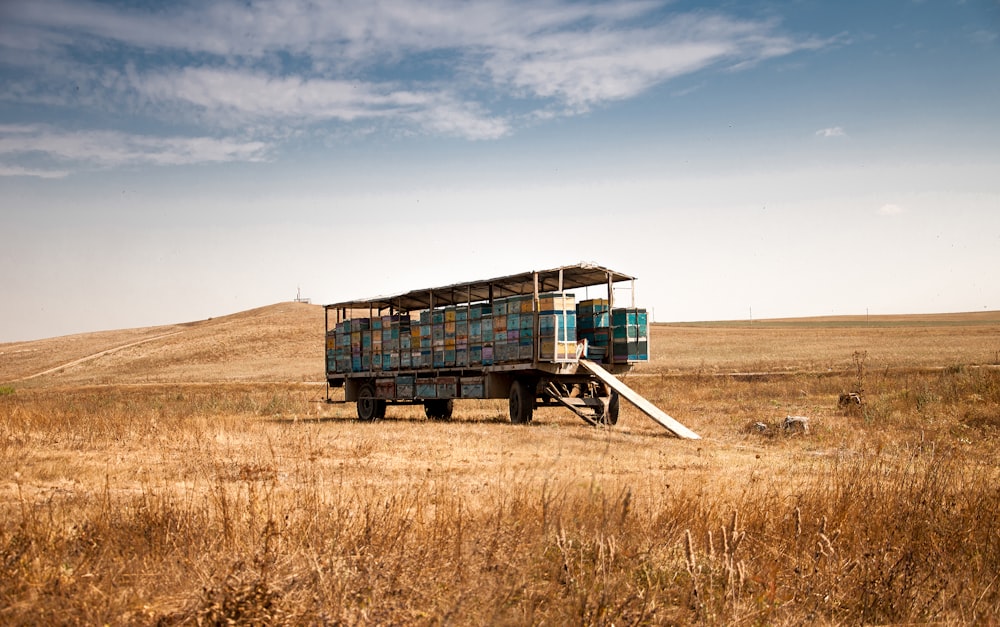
xmin=1 ymin=0 xmax=998 ymax=342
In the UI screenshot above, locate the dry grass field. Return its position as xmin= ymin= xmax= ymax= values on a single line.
xmin=2 ymin=303 xmax=1000 ymax=624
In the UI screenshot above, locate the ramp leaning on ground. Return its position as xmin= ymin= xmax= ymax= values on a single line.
xmin=579 ymin=359 xmax=701 ymax=439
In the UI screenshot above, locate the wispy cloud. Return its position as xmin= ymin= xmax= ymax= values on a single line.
xmin=878 ymin=203 xmax=904 ymax=216
xmin=0 ymin=125 xmax=269 ymax=176
xmin=135 ymin=67 xmax=509 ymax=139
xmin=0 ymin=0 xmax=826 ymax=170
xmin=0 ymin=164 xmax=70 ymax=179
xmin=969 ymin=29 xmax=998 ymax=48
xmin=815 ymin=126 xmax=845 ymax=138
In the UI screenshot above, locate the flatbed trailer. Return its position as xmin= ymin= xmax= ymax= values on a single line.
xmin=324 ymin=263 xmax=699 ymax=438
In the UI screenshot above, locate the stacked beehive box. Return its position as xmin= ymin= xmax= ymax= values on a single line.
xmin=576 ymin=300 xmax=649 ymax=363
xmin=327 ymin=315 xmax=416 ymax=374
xmin=326 ymin=291 xmax=588 ymax=377
xmin=326 ymin=317 xmax=372 ymax=374
xmin=492 ymin=295 xmax=535 ymax=362
xmin=610 ymin=308 xmax=649 ymax=363
xmin=538 ymin=292 xmax=577 ymax=361
xmin=577 ymin=299 xmax=611 ymax=361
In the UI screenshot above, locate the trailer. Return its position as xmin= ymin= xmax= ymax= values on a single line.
xmin=324 ymin=263 xmax=699 ymax=438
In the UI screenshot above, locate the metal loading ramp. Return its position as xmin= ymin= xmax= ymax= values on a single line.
xmin=579 ymin=359 xmax=701 ymax=439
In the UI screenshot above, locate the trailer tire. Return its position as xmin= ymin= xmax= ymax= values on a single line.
xmin=509 ymin=379 xmax=535 ymax=424
xmin=357 ymin=383 xmax=386 ymax=421
xmin=424 ymin=399 xmax=453 ymax=420
xmin=599 ymin=390 xmax=620 ymax=425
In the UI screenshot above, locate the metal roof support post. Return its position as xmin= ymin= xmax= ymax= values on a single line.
xmin=607 ymin=272 xmax=614 ymax=309
xmin=324 ymin=306 xmax=330 ymax=403
xmin=631 ymin=278 xmax=636 ymax=308
xmin=558 ymin=268 xmax=564 ymax=292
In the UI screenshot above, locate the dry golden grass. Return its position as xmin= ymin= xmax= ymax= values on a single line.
xmin=2 ymin=305 xmax=1000 ymax=624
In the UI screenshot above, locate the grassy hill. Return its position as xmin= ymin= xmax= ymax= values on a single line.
xmin=4 ymin=304 xmax=999 ymax=389
xmin=0 ymin=302 xmax=324 ymax=387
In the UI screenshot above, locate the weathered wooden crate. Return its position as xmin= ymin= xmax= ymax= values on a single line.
xmin=538 ymin=292 xmax=575 ymax=312
xmin=416 ymin=378 xmax=437 ymax=398
xmin=376 ymin=378 xmax=395 ymax=399
xmin=460 ymin=376 xmax=485 ymax=398
xmin=539 ymin=338 xmax=577 ymax=362
xmin=436 ymin=376 xmax=458 ymax=398
xmin=518 ymin=340 xmax=534 ymax=360
xmin=470 ymin=303 xmax=491 ymax=319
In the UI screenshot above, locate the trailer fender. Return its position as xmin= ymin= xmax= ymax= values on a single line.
xmin=485 ymin=372 xmax=513 ymax=399
xmin=345 ymin=378 xmax=363 ymax=402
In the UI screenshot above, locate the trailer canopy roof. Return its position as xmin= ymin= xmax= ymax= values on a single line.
xmin=325 ymin=263 xmax=636 ymax=313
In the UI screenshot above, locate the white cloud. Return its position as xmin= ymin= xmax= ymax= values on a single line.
xmin=0 ymin=164 xmax=69 ymax=179
xmin=135 ymin=67 xmax=509 ymax=139
xmin=0 ymin=0 xmax=826 ymax=164
xmin=4 ymin=1 xmax=819 ymax=112
xmin=816 ymin=127 xmax=845 ymax=137
xmin=969 ymin=29 xmax=998 ymax=47
xmin=0 ymin=125 xmax=269 ymax=173
xmin=878 ymin=203 xmax=904 ymax=216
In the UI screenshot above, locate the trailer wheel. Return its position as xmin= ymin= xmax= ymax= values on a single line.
xmin=424 ymin=399 xmax=453 ymax=420
xmin=599 ymin=390 xmax=620 ymax=425
xmin=509 ymin=380 xmax=535 ymax=424
xmin=357 ymin=383 xmax=386 ymax=421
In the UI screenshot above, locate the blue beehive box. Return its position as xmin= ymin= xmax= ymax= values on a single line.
xmin=416 ymin=378 xmax=437 ymax=398
xmin=397 ymin=375 xmax=415 ymax=399
xmin=460 ymin=376 xmax=485 ymax=398
xmin=613 ymin=325 xmax=638 ymax=339
xmin=437 ymin=377 xmax=458 ymax=398
xmin=519 ymin=313 xmax=534 ymax=330
xmin=519 ymin=338 xmax=534 ymax=360
xmin=611 ymin=308 xmax=640 ymax=326
xmin=579 ymin=299 xmax=609 ymax=315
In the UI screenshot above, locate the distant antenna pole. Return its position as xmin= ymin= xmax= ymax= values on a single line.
xmin=294 ymin=286 xmax=311 ymax=304
xmin=749 ymin=305 xmax=753 ymax=327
